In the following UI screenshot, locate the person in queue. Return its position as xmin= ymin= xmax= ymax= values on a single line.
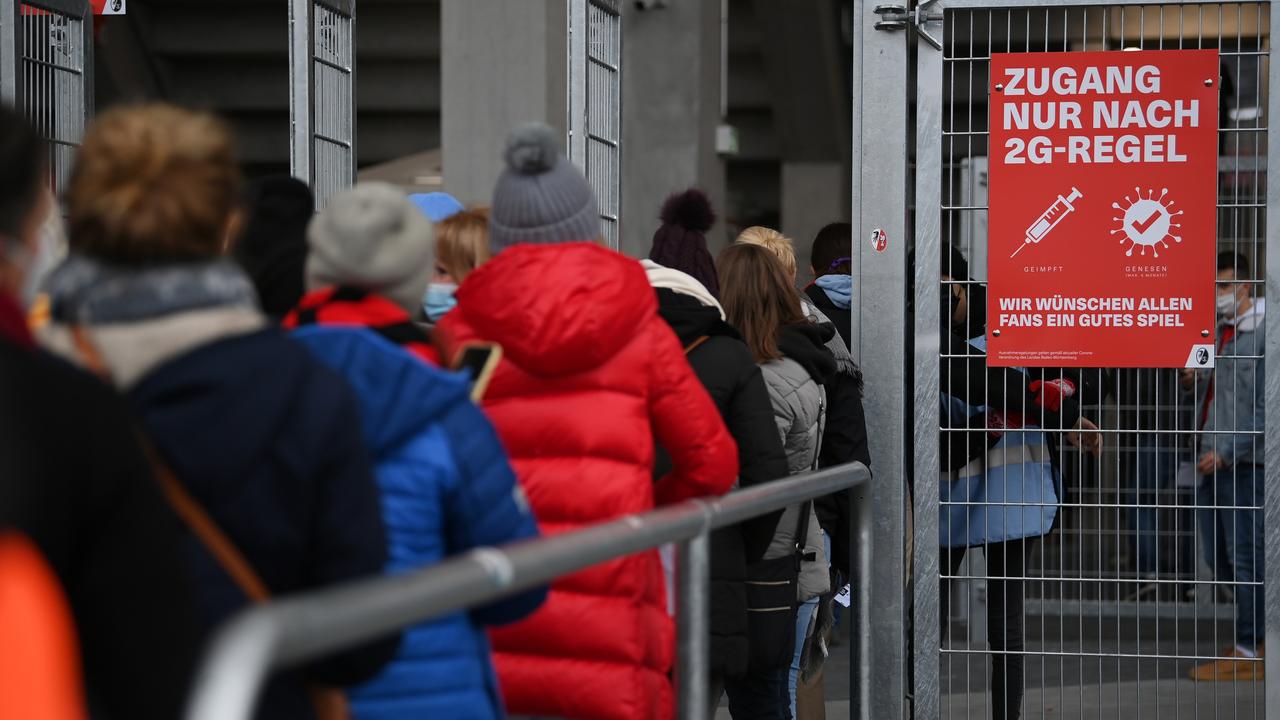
xmin=0 ymin=103 xmax=201 ymax=720
xmin=648 ymin=188 xmax=721 ymax=297
xmin=435 ymin=123 xmax=739 ymax=720
xmin=718 ymin=242 xmax=833 ymax=720
xmin=284 ymin=182 xmax=546 ymax=718
xmin=642 ymin=187 xmax=791 ymax=717
xmin=804 ymin=223 xmax=854 ymax=350
xmin=422 ymin=206 xmax=490 ymax=324
xmin=282 ymin=182 xmax=442 ymax=365
xmin=735 ymin=225 xmax=872 ymax=718
xmin=231 ymin=175 xmax=314 ymax=319
xmin=38 ymin=104 xmax=398 ymax=720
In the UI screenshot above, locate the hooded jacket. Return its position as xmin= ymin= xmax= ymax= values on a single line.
xmin=436 ymin=242 xmax=738 ymax=720
xmin=39 ymin=257 xmax=396 ymax=720
xmin=799 ymin=297 xmax=871 ymax=574
xmin=804 ymin=276 xmax=853 ymax=350
xmin=645 ymin=263 xmax=789 ymax=680
xmin=760 ymin=323 xmax=836 ymax=600
xmin=291 ymin=326 xmax=545 ymax=720
xmin=1197 ymin=298 xmax=1265 ymax=466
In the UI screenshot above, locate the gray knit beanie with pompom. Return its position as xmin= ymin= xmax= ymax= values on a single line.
xmin=488 ymin=123 xmax=602 ymax=253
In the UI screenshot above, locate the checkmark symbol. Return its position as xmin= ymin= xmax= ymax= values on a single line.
xmin=1130 ymin=209 xmax=1162 ymax=235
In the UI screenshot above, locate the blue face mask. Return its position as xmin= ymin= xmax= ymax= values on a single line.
xmin=422 ymin=282 xmax=458 ymax=322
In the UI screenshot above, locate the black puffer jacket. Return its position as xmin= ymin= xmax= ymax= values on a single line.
xmin=652 ymin=289 xmax=789 ymax=679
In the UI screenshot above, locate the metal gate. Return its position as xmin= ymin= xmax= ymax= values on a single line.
xmin=290 ymin=0 xmax=354 ymax=210
xmin=0 ymin=0 xmax=92 ymax=195
xmin=854 ymin=2 xmax=1280 ymax=718
xmin=567 ymin=0 xmax=620 ymax=248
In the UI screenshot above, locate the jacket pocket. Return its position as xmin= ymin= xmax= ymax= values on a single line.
xmin=743 ymin=554 xmax=800 ymax=670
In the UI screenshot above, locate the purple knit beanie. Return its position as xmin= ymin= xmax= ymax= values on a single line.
xmin=648 ymin=188 xmax=719 ymax=297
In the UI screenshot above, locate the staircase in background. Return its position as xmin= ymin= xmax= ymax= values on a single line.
xmin=95 ymin=0 xmax=441 ymax=178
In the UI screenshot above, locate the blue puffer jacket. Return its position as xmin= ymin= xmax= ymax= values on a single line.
xmin=292 ymin=326 xmax=545 ymax=720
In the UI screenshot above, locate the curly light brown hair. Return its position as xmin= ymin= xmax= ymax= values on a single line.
xmin=67 ymin=104 xmax=241 ymax=263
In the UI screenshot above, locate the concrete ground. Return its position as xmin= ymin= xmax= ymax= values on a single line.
xmin=715 ymin=611 xmax=1265 ymax=719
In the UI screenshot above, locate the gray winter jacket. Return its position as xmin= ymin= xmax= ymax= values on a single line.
xmin=1197 ymin=299 xmax=1265 ymax=467
xmin=760 ymin=355 xmax=831 ymax=601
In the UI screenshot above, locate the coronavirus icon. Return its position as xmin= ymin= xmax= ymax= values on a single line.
xmin=1111 ymin=187 xmax=1183 ymax=257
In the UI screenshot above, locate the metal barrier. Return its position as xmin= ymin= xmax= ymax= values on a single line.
xmin=185 ymin=463 xmax=873 ymax=720
xmin=856 ymin=1 xmax=1279 ymax=718
xmin=0 ymin=0 xmax=92 ymax=195
xmin=289 ymin=0 xmax=355 ymax=210
xmin=568 ymin=0 xmax=621 ymax=248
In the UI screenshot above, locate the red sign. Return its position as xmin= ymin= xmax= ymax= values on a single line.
xmin=987 ymin=49 xmax=1218 ymax=368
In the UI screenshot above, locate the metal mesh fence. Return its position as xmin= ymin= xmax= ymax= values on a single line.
xmin=569 ymin=0 xmax=620 ymax=247
xmin=935 ymin=4 xmax=1269 ymax=718
xmin=311 ymin=1 xmax=353 ymax=209
xmin=291 ymin=0 xmax=353 ymax=210
xmin=1 ymin=0 xmax=91 ymax=196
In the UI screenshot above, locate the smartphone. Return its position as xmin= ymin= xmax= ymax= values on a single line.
xmin=452 ymin=342 xmax=503 ymax=402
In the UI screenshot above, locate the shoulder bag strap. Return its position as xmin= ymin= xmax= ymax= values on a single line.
xmin=796 ymin=390 xmax=827 ymax=556
xmin=71 ymin=326 xmax=346 ymax=711
xmin=684 ymin=335 xmax=711 ymax=355
xmin=71 ymin=325 xmax=272 ymax=601
xmin=148 ymin=448 xmax=272 ymax=603
xmin=69 ymin=325 xmax=108 ymax=380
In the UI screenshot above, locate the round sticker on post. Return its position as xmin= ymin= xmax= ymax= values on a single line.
xmin=870 ymin=228 xmax=888 ymax=253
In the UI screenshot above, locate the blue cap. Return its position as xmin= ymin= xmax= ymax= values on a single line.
xmin=408 ymin=192 xmax=465 ymax=222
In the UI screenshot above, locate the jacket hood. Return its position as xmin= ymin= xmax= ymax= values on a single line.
xmin=452 ymin=242 xmax=654 ymax=376
xmin=292 ymin=325 xmax=470 ymax=456
xmin=814 ymin=274 xmax=853 ymax=310
xmin=777 ymin=322 xmax=837 ymax=386
xmin=654 ymin=288 xmax=740 ymax=347
xmin=127 ymin=328 xmax=344 ymax=485
xmin=642 ymin=259 xmax=723 ymax=319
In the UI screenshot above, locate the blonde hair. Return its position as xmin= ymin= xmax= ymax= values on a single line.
xmin=67 ymin=104 xmax=240 ymax=263
xmin=436 ymin=207 xmax=491 ymax=282
xmin=736 ymin=226 xmax=797 ymax=279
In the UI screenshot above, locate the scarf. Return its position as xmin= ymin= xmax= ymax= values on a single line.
xmin=46 ymin=253 xmax=259 ymax=325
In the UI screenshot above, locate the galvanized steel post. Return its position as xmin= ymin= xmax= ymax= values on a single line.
xmin=676 ymin=530 xmax=711 ymax=719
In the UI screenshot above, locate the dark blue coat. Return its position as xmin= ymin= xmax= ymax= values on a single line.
xmin=129 ymin=328 xmax=397 ymax=720
xmin=292 ymin=326 xmax=544 ymax=720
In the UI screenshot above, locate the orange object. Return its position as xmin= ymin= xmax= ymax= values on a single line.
xmin=0 ymin=534 xmax=86 ymax=720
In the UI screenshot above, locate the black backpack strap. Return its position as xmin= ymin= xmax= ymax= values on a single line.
xmin=374 ymin=321 xmax=432 ymax=348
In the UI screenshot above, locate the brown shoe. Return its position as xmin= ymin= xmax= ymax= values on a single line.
xmin=1189 ymin=648 xmax=1264 ymax=681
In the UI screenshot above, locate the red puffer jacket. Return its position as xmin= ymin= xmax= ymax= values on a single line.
xmin=437 ymin=242 xmax=738 ymax=720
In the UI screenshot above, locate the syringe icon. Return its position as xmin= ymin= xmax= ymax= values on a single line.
xmin=1012 ymin=187 xmax=1083 ymax=258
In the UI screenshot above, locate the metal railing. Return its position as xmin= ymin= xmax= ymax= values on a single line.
xmin=185 ymin=462 xmax=872 ymax=720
